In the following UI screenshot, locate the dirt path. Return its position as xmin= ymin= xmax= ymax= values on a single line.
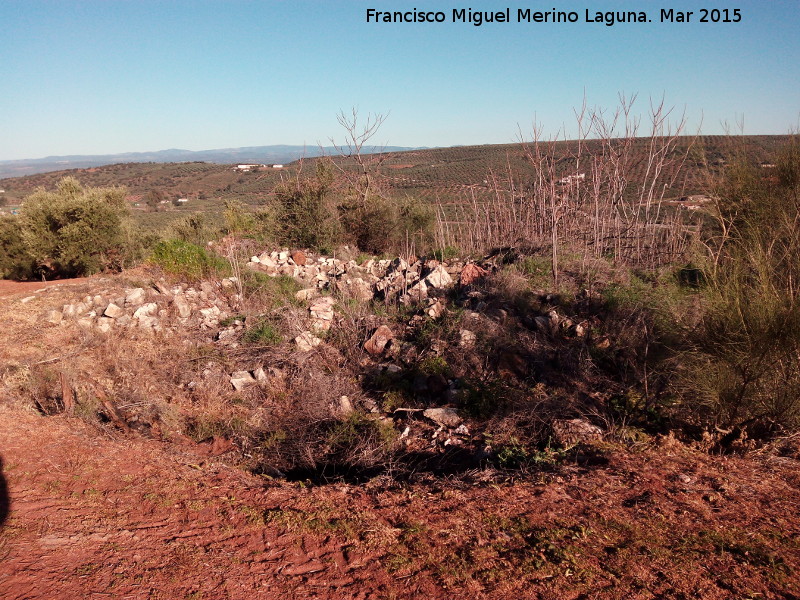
xmin=2 ymin=405 xmax=799 ymax=599
xmin=0 ymin=408 xmax=409 ymax=600
xmin=0 ymin=277 xmax=95 ymax=298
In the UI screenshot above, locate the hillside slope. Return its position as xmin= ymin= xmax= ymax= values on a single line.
xmin=1 ymin=262 xmax=799 ymax=598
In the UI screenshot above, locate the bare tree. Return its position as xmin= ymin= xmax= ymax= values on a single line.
xmin=329 ymin=108 xmax=390 ymax=208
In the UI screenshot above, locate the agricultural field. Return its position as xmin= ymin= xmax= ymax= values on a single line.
xmin=1 ymin=136 xmax=787 ymax=229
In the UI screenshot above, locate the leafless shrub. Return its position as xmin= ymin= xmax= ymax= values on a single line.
xmin=435 ymin=96 xmax=698 ymax=281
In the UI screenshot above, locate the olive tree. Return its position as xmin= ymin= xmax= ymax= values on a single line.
xmin=19 ymin=177 xmax=136 ymax=277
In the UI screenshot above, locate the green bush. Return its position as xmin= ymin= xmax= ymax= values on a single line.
xmin=223 ymin=199 xmax=257 ymax=236
xmin=170 ymin=213 xmax=219 ymax=246
xmin=324 ymin=411 xmax=397 ymax=464
xmin=273 ymin=160 xmax=341 ymax=250
xmin=683 ymin=282 xmax=800 ymax=432
xmin=518 ymin=256 xmax=552 ymax=288
xmin=149 ymin=239 xmax=229 ymax=279
xmin=0 ymin=214 xmax=35 ymax=279
xmin=433 ymin=245 xmax=460 ymax=261
xmin=339 ymin=195 xmax=434 ymax=255
xmin=17 ymin=177 xmax=140 ymax=277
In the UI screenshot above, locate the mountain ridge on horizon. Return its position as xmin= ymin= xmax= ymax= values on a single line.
xmin=0 ymin=144 xmax=427 ymax=178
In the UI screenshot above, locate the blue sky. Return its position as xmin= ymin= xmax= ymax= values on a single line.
xmin=1 ymin=0 xmax=798 ymax=160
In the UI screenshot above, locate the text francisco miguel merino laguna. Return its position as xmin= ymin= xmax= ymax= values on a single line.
xmin=366 ymin=7 xmax=741 ymax=26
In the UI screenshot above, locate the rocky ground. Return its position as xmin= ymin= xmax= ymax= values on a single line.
xmin=1 ymin=258 xmax=800 ymax=599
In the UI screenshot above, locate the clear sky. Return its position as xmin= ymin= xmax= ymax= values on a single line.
xmin=2 ymin=0 xmax=798 ymax=160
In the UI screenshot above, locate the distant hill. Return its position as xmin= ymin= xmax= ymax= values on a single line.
xmin=0 ymin=145 xmax=421 ymax=178
xmin=0 ymin=135 xmax=790 ymax=236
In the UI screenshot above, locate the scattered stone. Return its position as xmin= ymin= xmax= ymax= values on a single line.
xmin=424 ymin=265 xmax=453 ymax=289
xmin=76 ymin=317 xmax=94 ymax=329
xmin=423 ymin=407 xmax=463 ymax=428
xmin=133 ymin=303 xmax=158 ymax=319
xmin=309 ymin=296 xmax=336 ymax=331
xmin=199 ymin=306 xmax=221 ymax=319
xmin=96 ymin=317 xmax=114 ymax=333
xmin=257 ymin=252 xmax=276 ymax=266
xmin=45 ymin=310 xmax=63 ymax=325
xmin=103 ymin=303 xmax=125 ymax=319
xmin=459 ymin=262 xmax=488 ymax=286
xmin=254 ymin=367 xmax=269 ymax=382
xmin=551 ymin=418 xmax=603 ymax=448
xmin=334 ymin=395 xmax=354 ymax=416
xmin=459 ymin=329 xmax=476 ymax=348
xmin=20 ymin=296 xmax=36 ymax=304
xmin=295 ymin=288 xmax=319 ymax=301
xmin=125 ymin=288 xmax=146 ymax=306
xmin=425 ymin=299 xmax=445 ymax=319
xmin=172 ymin=294 xmax=192 ymax=318
xmin=216 ymin=328 xmax=237 ymax=342
xmin=153 ymin=281 xmax=171 ymax=296
xmin=290 ymin=250 xmax=307 ymax=266
xmin=230 ymin=370 xmax=256 ymax=391
xmin=295 ymin=331 xmax=322 ymax=352
xmin=137 ymin=315 xmax=160 ymax=330
xmin=346 ymin=278 xmax=374 ymax=302
xmin=427 ymin=373 xmax=449 ymax=396
xmin=535 ymin=310 xmax=562 ymax=335
xmin=594 ymin=336 xmax=611 ymax=349
xmin=487 ymin=308 xmax=508 ymax=322
xmin=364 ymin=325 xmax=394 ymax=356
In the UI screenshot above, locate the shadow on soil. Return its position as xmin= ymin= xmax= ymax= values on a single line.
xmin=278 ymin=445 xmax=611 ymax=485
xmin=0 ymin=457 xmax=9 ymax=527
xmin=279 ymin=448 xmax=484 ymax=485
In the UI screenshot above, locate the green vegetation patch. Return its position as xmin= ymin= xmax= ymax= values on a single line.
xmin=149 ymin=239 xmax=229 ymax=279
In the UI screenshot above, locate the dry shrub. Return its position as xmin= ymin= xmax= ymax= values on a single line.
xmin=247 ymin=351 xmax=396 ymax=476
xmin=676 ymin=137 xmax=800 ymax=436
